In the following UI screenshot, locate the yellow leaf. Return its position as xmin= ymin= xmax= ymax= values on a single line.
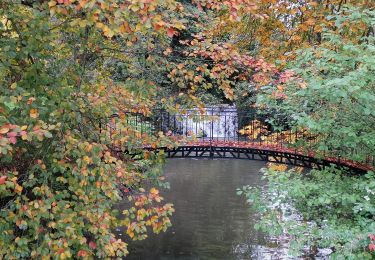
xmin=95 ymin=22 xmax=104 ymax=29
xmin=150 ymin=187 xmax=159 ymax=195
xmin=48 ymin=222 xmax=56 ymax=228
xmin=15 ymin=185 xmax=23 ymax=194
xmin=48 ymin=0 xmax=57 ymax=7
xmin=78 ymin=20 xmax=87 ymax=27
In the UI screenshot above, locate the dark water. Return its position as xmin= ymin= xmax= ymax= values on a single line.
xmin=122 ymin=159 xmax=275 ymax=260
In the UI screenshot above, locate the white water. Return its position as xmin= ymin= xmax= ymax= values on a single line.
xmin=172 ymin=106 xmax=239 ymax=139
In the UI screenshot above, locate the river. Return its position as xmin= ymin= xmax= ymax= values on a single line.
xmin=116 ymin=158 xmax=289 ymax=259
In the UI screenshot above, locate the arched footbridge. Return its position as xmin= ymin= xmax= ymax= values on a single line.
xmin=107 ymin=108 xmax=374 ymax=174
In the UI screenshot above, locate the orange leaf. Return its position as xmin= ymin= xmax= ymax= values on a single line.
xmin=0 ymin=127 xmax=9 ymax=134
xmin=30 ymin=109 xmax=39 ymax=119
xmin=77 ymin=250 xmax=88 ymax=257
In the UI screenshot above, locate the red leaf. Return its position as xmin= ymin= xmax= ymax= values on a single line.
xmin=89 ymin=241 xmax=97 ymax=249
xmin=197 ymin=3 xmax=203 ymax=11
xmin=0 ymin=176 xmax=7 ymax=185
xmin=8 ymin=136 xmax=17 ymax=144
xmin=167 ymin=28 xmax=177 ymax=38
xmin=7 ymin=131 xmax=17 ymax=138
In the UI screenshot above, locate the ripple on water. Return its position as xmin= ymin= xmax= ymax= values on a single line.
xmin=116 ymin=159 xmax=298 ymax=260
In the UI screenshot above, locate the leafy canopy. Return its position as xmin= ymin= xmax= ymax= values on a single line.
xmin=0 ymin=0 xmax=285 ymax=258
xmin=258 ymin=7 xmax=375 ymax=162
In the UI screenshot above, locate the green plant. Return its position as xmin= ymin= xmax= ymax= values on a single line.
xmin=238 ymin=167 xmax=375 ymax=258
xmin=257 ymin=7 xmax=375 ymax=161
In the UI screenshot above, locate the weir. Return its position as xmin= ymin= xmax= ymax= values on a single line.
xmin=156 ymin=106 xmax=239 ymax=140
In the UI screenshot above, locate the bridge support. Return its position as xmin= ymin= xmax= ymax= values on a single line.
xmin=140 ymin=145 xmax=370 ymax=174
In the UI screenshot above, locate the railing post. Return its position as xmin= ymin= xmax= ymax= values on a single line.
xmin=238 ymin=112 xmax=243 ymax=143
xmin=224 ymin=112 xmax=227 ymax=141
xmin=211 ymin=107 xmax=214 ymax=141
xmin=296 ymin=130 xmax=298 ymax=158
xmin=210 ymin=107 xmax=214 ymax=158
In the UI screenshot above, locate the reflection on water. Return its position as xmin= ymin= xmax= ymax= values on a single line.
xmin=119 ymin=159 xmax=280 ymax=260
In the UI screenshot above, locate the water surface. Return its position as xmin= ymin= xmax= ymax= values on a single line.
xmin=123 ymin=159 xmax=274 ymax=259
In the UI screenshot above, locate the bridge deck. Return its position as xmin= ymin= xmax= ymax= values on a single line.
xmin=142 ymin=140 xmax=373 ymax=174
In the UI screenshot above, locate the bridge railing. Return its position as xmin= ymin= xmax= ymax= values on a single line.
xmin=150 ymin=109 xmax=315 ymax=148
xmin=101 ymin=109 xmax=374 ymax=168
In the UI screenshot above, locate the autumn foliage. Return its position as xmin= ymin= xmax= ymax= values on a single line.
xmin=0 ymin=0 xmax=184 ymax=258
xmin=213 ymin=0 xmax=374 ymax=63
xmin=1 ymin=0 xmax=374 ymax=258
xmin=0 ymin=0 xmax=287 ymax=258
